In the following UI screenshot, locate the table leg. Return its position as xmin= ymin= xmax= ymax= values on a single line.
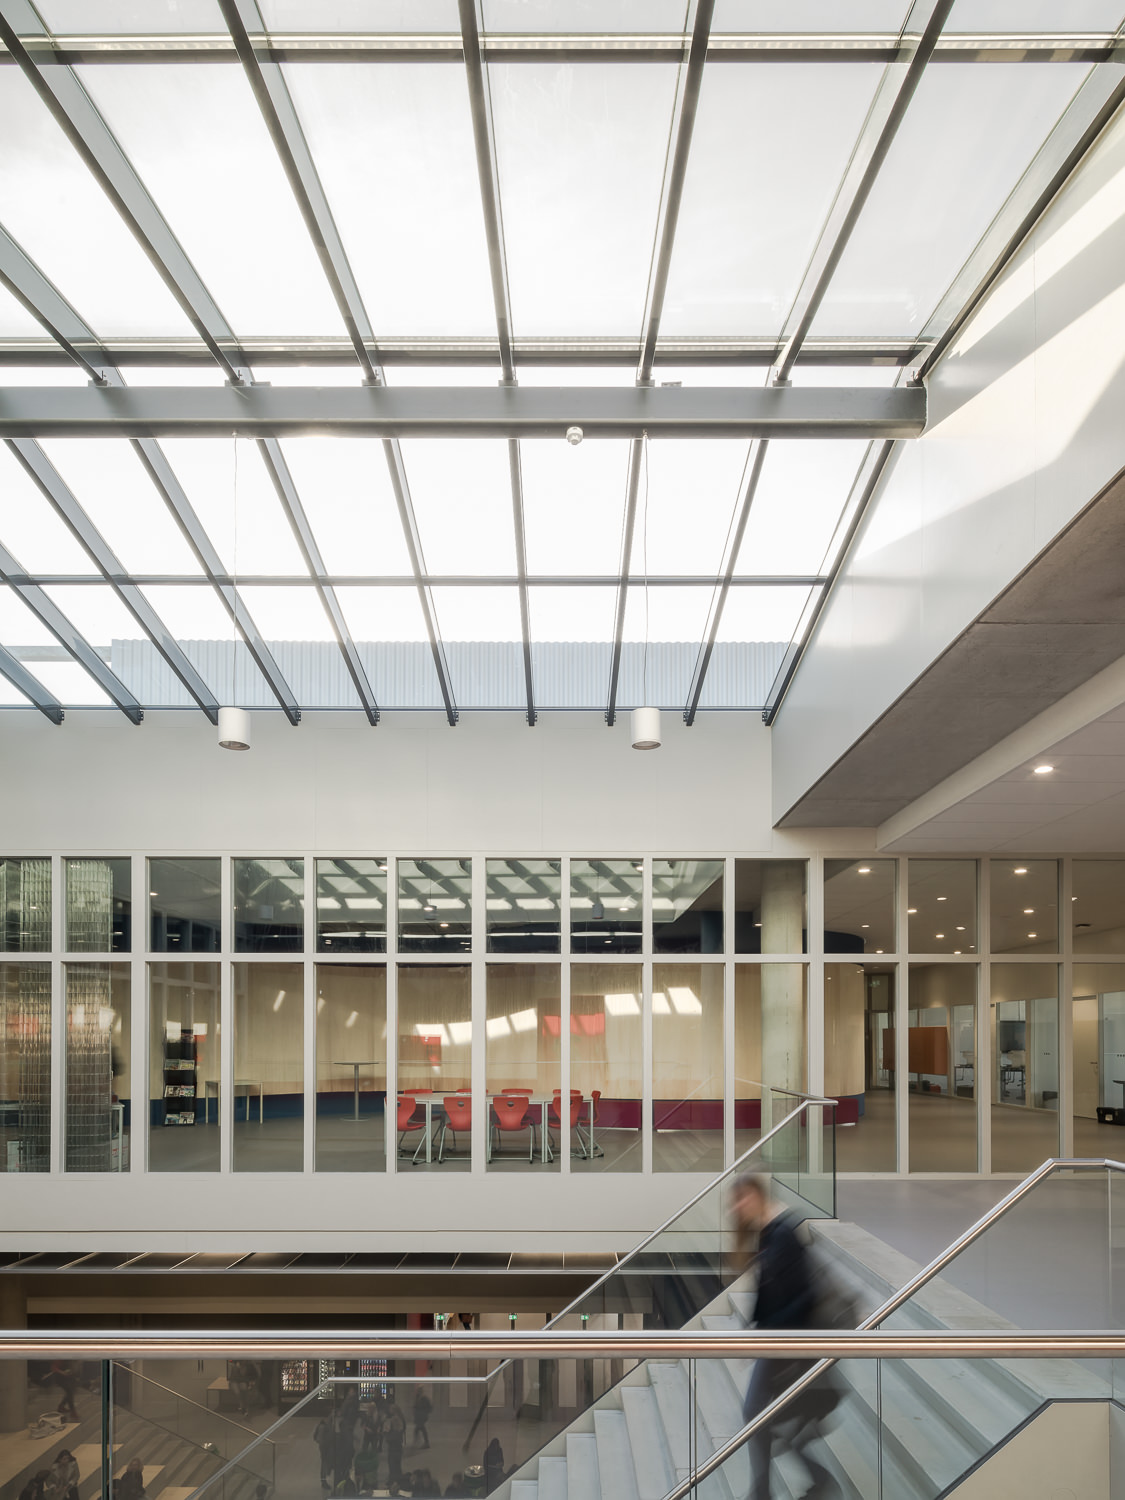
xmin=353 ymin=1064 xmax=360 ymax=1122
xmin=258 ymin=1085 xmax=264 ymax=1124
xmin=425 ymin=1100 xmax=433 ymax=1163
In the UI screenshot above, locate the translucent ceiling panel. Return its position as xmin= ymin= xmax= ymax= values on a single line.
xmin=811 ymin=64 xmax=1090 ymax=337
xmin=529 ymin=585 xmax=616 ymax=642
xmin=36 ymin=1 xmax=225 ymax=31
xmin=714 ymin=0 xmax=910 ymax=25
xmin=276 ymin=439 xmax=413 ymax=577
xmin=430 ymin=586 xmax=523 ymax=640
xmin=337 ymin=586 xmax=432 ymax=643
xmin=945 ymin=0 xmax=1124 ymax=28
xmin=282 ymin=63 xmax=495 ymax=336
xmin=0 ymin=72 xmax=193 ymax=337
xmin=715 ymin=586 xmax=813 ymax=644
xmin=662 ymin=64 xmax=882 ymax=337
xmin=260 ymin=0 xmax=457 ymax=29
xmin=124 ymin=368 xmax=226 ymax=387
xmin=483 ymin=1 xmax=690 ymax=30
xmin=734 ymin=441 xmax=867 ymax=576
xmin=521 ymin=440 xmax=630 ymax=575
xmin=78 ymin=65 xmax=344 ymax=338
xmin=38 ymin=441 xmax=204 ymax=575
xmin=0 ymin=678 xmax=32 ymax=707
xmin=627 ymin=440 xmax=751 ymax=575
xmin=398 ymin=441 xmax=516 ymax=575
xmin=0 ymin=585 xmax=62 ymax=651
xmin=381 ymin=367 xmax=499 ymax=387
xmin=0 ymin=283 xmax=43 ymax=338
xmin=43 ymin=584 xmax=195 ymax=705
xmin=622 ymin=584 xmax=711 ymax=642
xmin=488 ymin=62 xmax=679 ymax=336
xmin=29 ymin=661 xmax=113 ymax=706
xmin=140 ymin=585 xmax=273 ymax=707
xmin=0 ymin=449 xmax=92 ymax=573
xmin=237 ymin=585 xmax=337 ymax=642
xmin=154 ymin=440 xmax=308 ymax=575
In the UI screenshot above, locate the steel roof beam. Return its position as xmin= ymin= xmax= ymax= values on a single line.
xmin=6 ymin=438 xmax=222 ymax=723
xmin=217 ymin=0 xmax=457 ymax=725
xmin=0 ymin=544 xmax=143 ymax=722
xmin=0 ymin=383 xmax=925 ymax=438
xmin=0 ymin=225 xmax=111 ymax=385
xmin=1 ymin=33 xmax=1114 ymax=64
xmin=460 ymin=0 xmax=535 ymax=726
xmin=0 ymin=641 xmax=64 ymax=723
xmin=131 ymin=440 xmax=301 ymax=724
xmin=772 ymin=0 xmax=955 ymax=384
xmin=608 ymin=0 xmax=714 ymax=727
xmin=683 ymin=442 xmax=769 ymax=726
xmin=0 ymin=6 xmax=250 ymax=385
xmin=0 ymin=573 xmax=830 ymax=588
xmin=258 ymin=437 xmax=380 ymax=724
xmin=0 ymin=337 xmax=928 ymax=367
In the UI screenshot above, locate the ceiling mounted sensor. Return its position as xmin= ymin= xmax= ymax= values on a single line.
xmin=631 ymin=706 xmax=661 ymax=750
xmin=218 ymin=706 xmax=251 ymax=752
xmin=565 ymin=426 xmax=583 ymax=445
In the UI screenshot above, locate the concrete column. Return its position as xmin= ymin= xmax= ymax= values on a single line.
xmin=760 ymin=865 xmax=806 ymax=1100
xmin=0 ymin=1279 xmax=27 ymax=1434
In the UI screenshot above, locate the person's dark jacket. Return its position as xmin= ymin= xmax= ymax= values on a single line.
xmin=751 ymin=1212 xmax=815 ymax=1330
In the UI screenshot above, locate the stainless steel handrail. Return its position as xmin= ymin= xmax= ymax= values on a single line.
xmin=0 ymin=1328 xmax=1121 ymax=1359
xmin=658 ymin=1155 xmax=1125 ymax=1500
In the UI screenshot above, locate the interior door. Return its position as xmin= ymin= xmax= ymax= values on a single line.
xmin=1073 ymin=996 xmax=1099 ymax=1119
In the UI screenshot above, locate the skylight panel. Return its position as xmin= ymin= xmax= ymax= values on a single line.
xmin=627 ymin=440 xmax=752 ymax=575
xmin=715 ymin=584 xmax=813 ymax=644
xmin=0 ymin=447 xmax=92 ymax=573
xmin=398 ymin=440 xmax=517 ymax=575
xmin=734 ymin=441 xmax=868 ymax=576
xmin=281 ymin=62 xmax=496 ymax=337
xmin=77 ymin=64 xmax=346 ymax=339
xmin=521 ymin=439 xmax=629 ymax=575
xmin=276 ymin=439 xmax=414 ymax=577
xmin=430 ymin=586 xmax=523 ymax=641
xmin=154 ymin=440 xmax=308 ymax=576
xmin=36 ymin=0 xmax=225 ymax=32
xmin=528 ymin=585 xmax=616 ymax=642
xmin=810 ymin=63 xmax=1092 ymax=337
xmin=237 ymin=585 xmax=339 ymax=643
xmin=38 ymin=440 xmax=205 ymax=575
xmin=488 ymin=62 xmax=680 ymax=336
xmin=482 ymin=1 xmax=690 ymax=31
xmin=0 ymin=283 xmax=43 ymax=338
xmin=337 ymin=586 xmax=433 ymax=644
xmin=0 ymin=72 xmax=193 ymax=338
xmin=662 ymin=63 xmax=883 ymax=338
xmin=28 ymin=660 xmax=114 ymax=707
xmin=259 ymin=0 xmax=458 ymax=30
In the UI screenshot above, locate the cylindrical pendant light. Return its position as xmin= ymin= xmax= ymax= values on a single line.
xmin=631 ymin=706 xmax=661 ymax=750
xmin=218 ymin=705 xmax=251 ymax=752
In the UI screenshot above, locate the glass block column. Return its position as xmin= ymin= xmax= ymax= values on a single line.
xmin=65 ymin=861 xmax=114 ymax=1172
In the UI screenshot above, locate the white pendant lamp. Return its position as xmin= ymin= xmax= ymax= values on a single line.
xmin=632 ymin=430 xmax=661 ymax=751
xmin=218 ymin=705 xmax=251 ymax=751
xmin=219 ymin=433 xmax=249 ymax=751
xmin=631 ymin=705 xmax=661 ymax=750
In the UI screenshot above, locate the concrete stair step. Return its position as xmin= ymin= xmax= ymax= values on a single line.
xmin=594 ymin=1410 xmax=639 ymax=1500
xmin=536 ymin=1454 xmax=567 ymax=1500
xmin=509 ymin=1481 xmax=538 ymax=1500
xmin=565 ymin=1432 xmax=600 ymax=1500
xmin=621 ymin=1386 xmax=676 ymax=1500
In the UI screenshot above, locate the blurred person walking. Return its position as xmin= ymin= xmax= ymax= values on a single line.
xmin=731 ymin=1173 xmax=842 ymax=1500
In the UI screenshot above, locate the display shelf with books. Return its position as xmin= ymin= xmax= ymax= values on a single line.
xmin=162 ymin=1028 xmax=198 ymax=1127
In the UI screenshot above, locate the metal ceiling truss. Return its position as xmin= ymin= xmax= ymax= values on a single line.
xmin=0 ymin=572 xmax=828 ymax=589
xmin=0 ymin=226 xmax=111 ymax=385
xmin=6 ymin=438 xmax=222 ymax=723
xmin=460 ymin=0 xmax=534 ymax=726
xmin=0 ymin=543 xmax=143 ymax=722
xmin=0 ymin=383 xmax=925 ymax=439
xmin=0 ymin=640 xmax=64 ymax=723
xmin=1 ymin=32 xmax=1115 ymax=65
xmin=0 ymin=337 xmax=925 ymax=368
xmin=0 ymin=216 xmax=302 ymax=726
xmin=219 ymin=0 xmax=457 ymax=726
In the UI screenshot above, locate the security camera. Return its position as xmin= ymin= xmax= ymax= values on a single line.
xmin=565 ymin=426 xmax=583 ymax=445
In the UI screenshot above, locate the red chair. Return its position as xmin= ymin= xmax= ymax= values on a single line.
xmin=438 ymin=1094 xmax=473 ymax=1161
xmin=548 ymin=1090 xmax=583 ymax=1161
xmin=397 ymin=1095 xmax=427 ymax=1164
xmin=489 ymin=1094 xmax=535 ymax=1162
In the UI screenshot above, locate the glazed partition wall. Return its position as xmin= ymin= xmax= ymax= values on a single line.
xmin=3 ymin=854 xmax=1123 ymax=1175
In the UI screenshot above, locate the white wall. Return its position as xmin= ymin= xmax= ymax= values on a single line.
xmin=773 ymin=104 xmax=1125 ymax=822
xmin=0 ymin=708 xmax=873 ymax=1251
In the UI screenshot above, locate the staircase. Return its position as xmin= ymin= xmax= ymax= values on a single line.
xmin=503 ymin=1219 xmax=1112 ymax=1500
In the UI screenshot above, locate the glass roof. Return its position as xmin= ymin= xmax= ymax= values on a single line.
xmin=0 ymin=0 xmax=1111 ymax=722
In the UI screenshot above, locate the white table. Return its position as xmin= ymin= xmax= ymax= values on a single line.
xmin=401 ymin=1092 xmax=589 ymax=1164
xmin=331 ymin=1060 xmax=376 ymax=1122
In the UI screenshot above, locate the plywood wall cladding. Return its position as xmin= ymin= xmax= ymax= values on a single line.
xmin=882 ymin=1026 xmax=950 ymax=1077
